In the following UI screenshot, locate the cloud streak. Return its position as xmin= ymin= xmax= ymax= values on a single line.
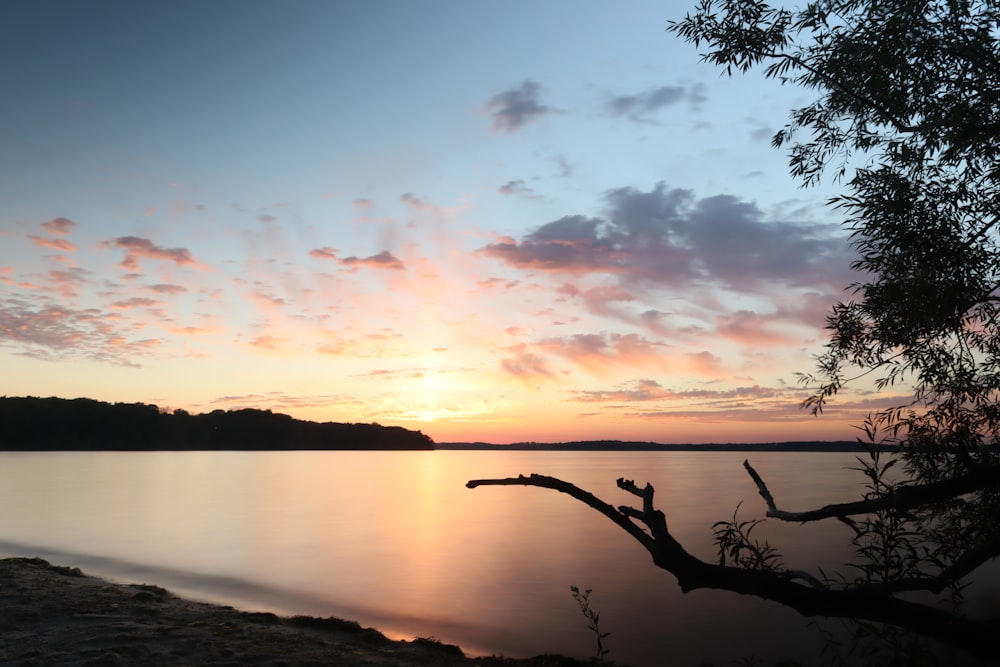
xmin=481 ymin=182 xmax=853 ymax=294
xmin=28 ymin=236 xmax=77 ymax=252
xmin=0 ymin=298 xmax=149 ymax=366
xmin=312 ymin=248 xmax=405 ymax=271
xmin=606 ymin=85 xmax=688 ymax=121
xmin=570 ymin=379 xmax=788 ymax=403
xmin=106 ymin=236 xmax=199 ymax=271
xmin=486 ymin=80 xmax=551 ymax=134
xmin=41 ymin=217 xmax=78 ymax=235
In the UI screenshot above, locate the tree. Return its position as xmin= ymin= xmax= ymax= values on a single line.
xmin=468 ymin=1 xmax=1000 ymax=661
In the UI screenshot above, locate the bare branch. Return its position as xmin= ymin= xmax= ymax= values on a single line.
xmin=467 ymin=474 xmax=657 ymax=553
xmin=467 ymin=473 xmax=998 ymax=659
xmin=743 ymin=460 xmax=1000 ymax=522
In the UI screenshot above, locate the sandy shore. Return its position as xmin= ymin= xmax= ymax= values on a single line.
xmin=0 ymin=558 xmax=591 ymax=666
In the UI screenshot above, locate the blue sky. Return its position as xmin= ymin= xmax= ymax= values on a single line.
xmin=0 ymin=1 xmax=888 ymax=443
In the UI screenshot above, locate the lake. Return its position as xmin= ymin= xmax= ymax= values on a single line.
xmin=0 ymin=450 xmax=995 ymax=666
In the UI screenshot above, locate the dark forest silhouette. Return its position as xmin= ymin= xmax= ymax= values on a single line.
xmin=0 ymin=396 xmax=433 ymax=451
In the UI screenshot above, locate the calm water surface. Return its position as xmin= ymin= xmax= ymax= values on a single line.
xmin=0 ymin=451 xmax=994 ymax=666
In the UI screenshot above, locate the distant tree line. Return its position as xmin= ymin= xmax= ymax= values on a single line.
xmin=438 ymin=440 xmax=868 ymax=451
xmin=0 ymin=397 xmax=434 ymax=451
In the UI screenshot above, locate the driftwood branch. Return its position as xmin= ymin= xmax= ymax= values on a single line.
xmin=467 ymin=473 xmax=998 ymax=659
xmin=743 ymin=459 xmax=1000 ymax=522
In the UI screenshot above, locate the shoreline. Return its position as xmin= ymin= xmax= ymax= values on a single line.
xmin=0 ymin=557 xmax=590 ymax=666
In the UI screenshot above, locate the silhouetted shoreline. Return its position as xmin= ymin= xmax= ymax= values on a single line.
xmin=0 ymin=557 xmax=589 ymax=666
xmin=0 ymin=396 xmax=433 ymax=451
xmin=1 ymin=395 xmax=885 ymax=453
xmin=436 ymin=440 xmax=872 ymax=452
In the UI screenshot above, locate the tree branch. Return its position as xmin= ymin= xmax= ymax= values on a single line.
xmin=743 ymin=459 xmax=1000 ymax=522
xmin=467 ymin=473 xmax=998 ymax=659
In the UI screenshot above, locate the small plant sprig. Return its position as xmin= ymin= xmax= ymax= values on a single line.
xmin=713 ymin=501 xmax=784 ymax=571
xmin=570 ymin=585 xmax=611 ymax=663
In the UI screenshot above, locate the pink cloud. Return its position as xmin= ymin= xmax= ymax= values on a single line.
xmin=500 ymin=332 xmax=672 ymax=380
xmin=106 ymin=236 xmax=198 ymax=271
xmin=715 ymin=309 xmax=809 ymax=346
xmin=171 ymin=326 xmax=208 ymax=335
xmin=479 ymin=277 xmax=521 ymax=289
xmin=500 ymin=344 xmax=554 ymax=380
xmin=28 ymin=235 xmax=77 ymax=252
xmin=250 ymin=288 xmax=285 ymax=308
xmin=685 ymin=350 xmax=723 ymax=375
xmin=309 ymin=247 xmax=338 ymax=260
xmin=0 ymin=299 xmax=149 ymax=366
xmin=144 ymin=283 xmax=188 ymax=295
xmin=571 ymin=378 xmax=674 ymax=402
xmin=570 ymin=379 xmax=786 ymax=404
xmin=41 ymin=217 xmax=78 ymax=235
xmin=558 ymin=283 xmax=634 ymax=317
xmin=110 ymin=297 xmax=162 ymax=310
xmin=208 ymin=392 xmax=358 ymax=412
xmin=538 ymin=332 xmax=669 ymax=372
xmin=47 ymin=268 xmax=89 ymax=298
xmin=340 ymin=250 xmax=405 ymax=271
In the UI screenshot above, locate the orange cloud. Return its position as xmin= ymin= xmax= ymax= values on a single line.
xmin=250 ymin=335 xmax=287 ymax=350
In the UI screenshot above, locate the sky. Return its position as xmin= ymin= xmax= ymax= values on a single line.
xmin=0 ymin=0 xmax=898 ymax=444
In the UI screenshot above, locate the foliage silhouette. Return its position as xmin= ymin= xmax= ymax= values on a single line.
xmin=569 ymin=586 xmax=611 ymax=663
xmin=471 ymin=0 xmax=1000 ymax=662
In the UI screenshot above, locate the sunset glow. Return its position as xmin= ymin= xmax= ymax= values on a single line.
xmin=0 ymin=1 xmax=896 ymax=443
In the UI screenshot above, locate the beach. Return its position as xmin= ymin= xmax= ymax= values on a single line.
xmin=0 ymin=558 xmax=589 ymax=666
